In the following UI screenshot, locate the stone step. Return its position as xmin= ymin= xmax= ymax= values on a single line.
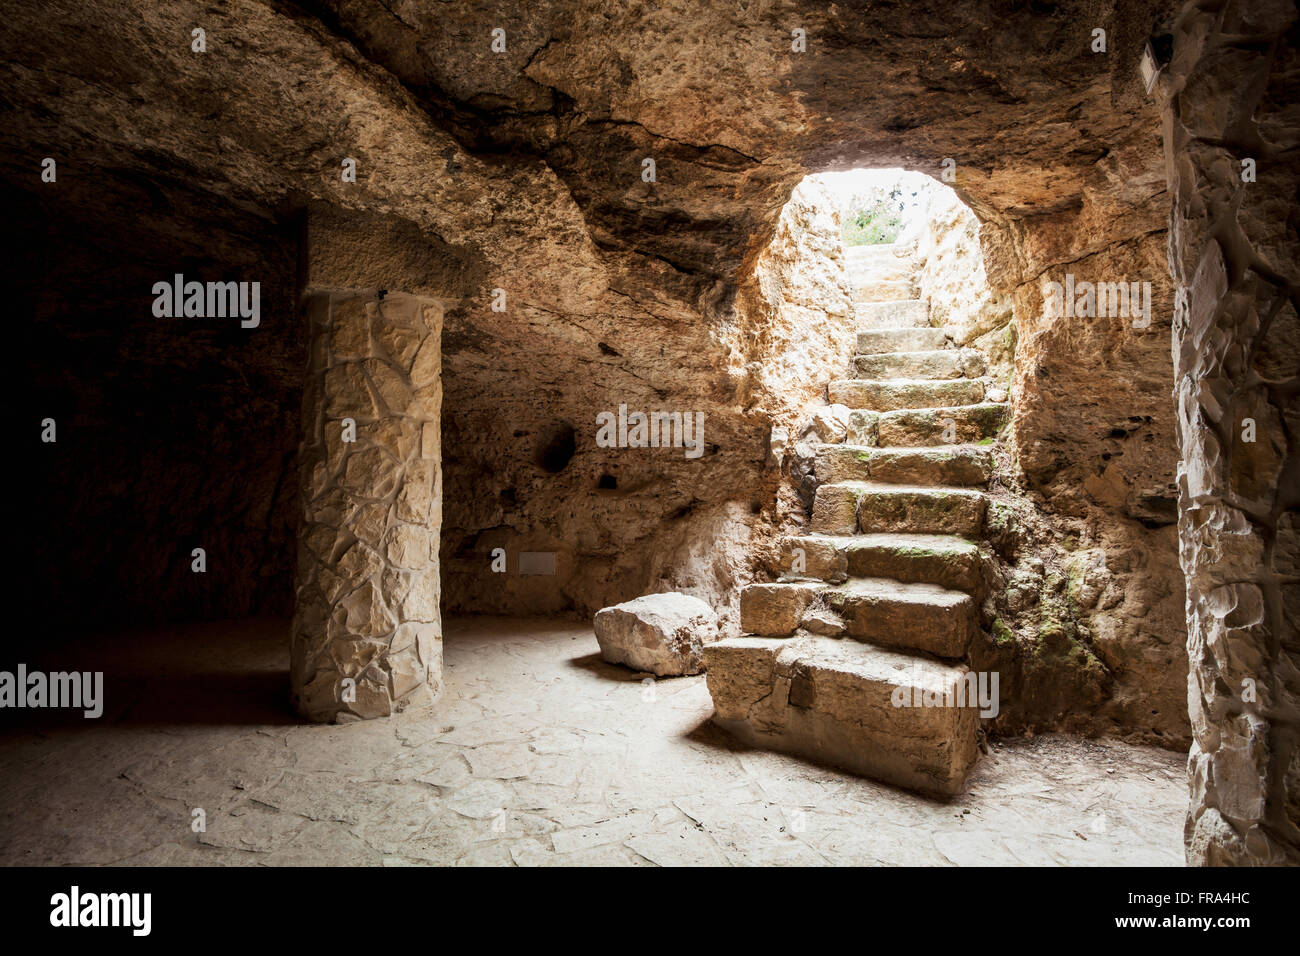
xmin=848 ymin=264 xmax=915 ymax=286
xmin=740 ymin=581 xmax=825 ymax=637
xmin=813 ymin=444 xmax=994 ymax=487
xmin=743 ymin=574 xmax=977 ymax=658
xmin=704 ymin=635 xmax=980 ymax=796
xmin=856 ymin=300 xmax=929 ymax=329
xmin=811 ymin=482 xmax=986 ymax=536
xmin=856 ymin=326 xmax=953 ymax=354
xmin=844 ymin=244 xmax=914 ymax=272
xmin=845 ymin=242 xmax=909 ymax=258
xmin=852 ymin=279 xmax=914 ymax=302
xmin=779 ymin=533 xmax=983 ymax=594
xmin=852 ymin=348 xmax=986 ymax=380
xmin=828 ymin=377 xmax=987 ymax=411
xmin=878 ymin=402 xmax=1008 ymax=447
xmin=738 ymin=577 xmax=975 ymax=658
xmin=825 ymin=577 xmax=977 ymax=658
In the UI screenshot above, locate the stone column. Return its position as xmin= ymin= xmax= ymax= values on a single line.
xmin=1159 ymin=2 xmax=1300 ymax=864
xmin=291 ymin=291 xmax=444 ymax=721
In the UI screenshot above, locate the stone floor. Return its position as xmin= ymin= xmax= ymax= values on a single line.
xmin=0 ymin=616 xmax=1187 ymax=866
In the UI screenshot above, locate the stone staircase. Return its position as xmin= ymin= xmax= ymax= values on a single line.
xmin=704 ymin=243 xmax=1008 ymax=797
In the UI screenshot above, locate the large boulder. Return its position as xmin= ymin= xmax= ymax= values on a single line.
xmin=593 ymin=593 xmax=720 ymax=676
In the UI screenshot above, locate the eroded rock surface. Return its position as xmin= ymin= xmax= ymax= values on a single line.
xmin=907 ymin=184 xmax=1190 ymax=745
xmin=1158 ymin=1 xmax=1300 ymax=866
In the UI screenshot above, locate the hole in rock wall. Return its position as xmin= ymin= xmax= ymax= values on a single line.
xmin=535 ymin=424 xmax=577 ymax=473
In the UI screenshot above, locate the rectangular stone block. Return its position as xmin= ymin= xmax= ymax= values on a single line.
xmin=877 ymin=402 xmax=1007 ymax=447
xmin=842 ymin=533 xmax=983 ymax=594
xmin=856 ymin=486 xmax=986 ymax=535
xmin=825 ymin=578 xmax=977 ymax=658
xmin=857 ymin=327 xmax=952 ymax=354
xmin=705 ymin=636 xmax=980 ymax=796
xmin=828 ymin=378 xmax=986 ymax=411
xmin=811 ymin=482 xmax=870 ymax=535
xmin=778 ymin=535 xmax=849 ymax=582
xmin=855 ymin=299 xmax=930 ymax=328
xmin=740 ymin=582 xmax=825 ymax=636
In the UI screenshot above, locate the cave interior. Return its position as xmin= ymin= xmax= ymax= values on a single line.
xmin=3 ymin=0 xmax=1298 ymax=867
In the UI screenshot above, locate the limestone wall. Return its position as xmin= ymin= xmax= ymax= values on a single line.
xmin=910 ymin=179 xmax=1189 ymax=747
xmin=291 ymin=292 xmax=444 ymax=722
xmin=438 ymin=178 xmax=856 ymax=630
xmin=914 ymin=185 xmax=1015 ymax=387
xmin=1159 ymin=0 xmax=1300 ymax=865
xmin=743 ymin=176 xmax=860 ymax=425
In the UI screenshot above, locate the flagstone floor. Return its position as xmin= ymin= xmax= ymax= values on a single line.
xmin=0 ymin=616 xmax=1186 ymax=866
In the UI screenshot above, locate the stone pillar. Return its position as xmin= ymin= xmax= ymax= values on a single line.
xmin=290 ymin=291 xmax=444 ymax=721
xmin=1158 ymin=1 xmax=1300 ymax=864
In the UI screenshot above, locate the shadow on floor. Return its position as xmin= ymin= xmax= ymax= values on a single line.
xmin=0 ymin=616 xmax=298 ymax=730
xmin=680 ymin=711 xmax=961 ymax=805
xmin=563 ymin=651 xmax=682 ymax=683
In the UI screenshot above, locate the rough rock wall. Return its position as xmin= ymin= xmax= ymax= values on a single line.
xmin=915 ymin=185 xmax=1015 ymax=374
xmin=4 ymin=0 xmax=1184 ymax=633
xmin=1158 ymin=0 xmax=1300 ymax=865
xmin=439 ymin=177 xmax=855 ymax=627
xmin=741 ymin=178 xmax=859 ymax=442
xmin=967 ymin=112 xmax=1191 ymax=746
xmin=908 ymin=181 xmax=1188 ymax=746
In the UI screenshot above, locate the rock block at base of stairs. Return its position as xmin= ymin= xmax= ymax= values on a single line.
xmin=704 ymin=635 xmax=980 ymax=796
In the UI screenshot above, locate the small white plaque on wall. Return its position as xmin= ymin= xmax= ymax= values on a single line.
xmin=519 ymin=551 xmax=557 ymax=576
